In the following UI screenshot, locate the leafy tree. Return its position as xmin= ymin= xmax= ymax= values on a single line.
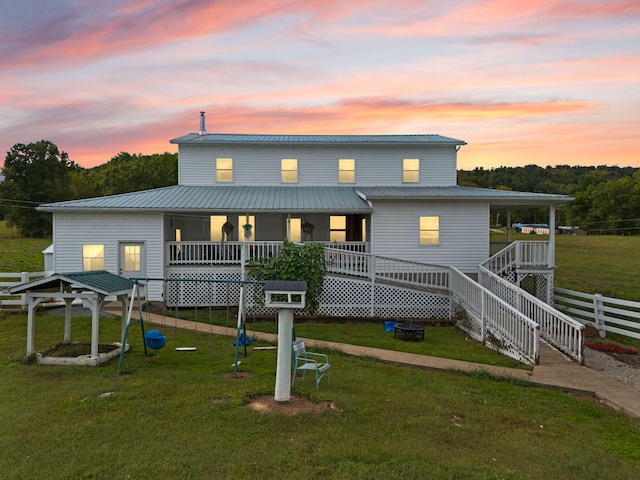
xmin=0 ymin=141 xmax=81 ymax=237
xmin=246 ymin=240 xmax=326 ymax=314
xmin=87 ymin=152 xmax=178 ymax=196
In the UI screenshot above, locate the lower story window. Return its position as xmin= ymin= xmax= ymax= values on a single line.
xmin=419 ymin=216 xmax=440 ymax=245
xmin=330 ymin=216 xmax=346 ymax=242
xmin=83 ymin=244 xmax=105 ymax=271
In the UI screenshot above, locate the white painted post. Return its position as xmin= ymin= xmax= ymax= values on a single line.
xmin=548 ymin=205 xmax=556 ymax=268
xmin=26 ymin=295 xmax=37 ymax=355
xmin=264 ymin=280 xmax=306 ymax=404
xmin=64 ymin=298 xmax=73 ymax=342
xmin=593 ymin=293 xmax=606 ymax=338
xmin=274 ymin=308 xmax=294 ymax=402
xmin=90 ymin=293 xmax=100 ymax=358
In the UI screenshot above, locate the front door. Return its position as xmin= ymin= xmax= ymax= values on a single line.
xmin=119 ymin=242 xmax=146 ymax=279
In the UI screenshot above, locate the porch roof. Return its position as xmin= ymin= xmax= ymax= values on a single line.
xmin=356 ymin=186 xmax=573 ymax=208
xmin=39 ymin=185 xmax=373 ymax=213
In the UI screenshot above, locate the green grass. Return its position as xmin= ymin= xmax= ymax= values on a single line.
xmin=0 ymin=221 xmax=51 ymax=272
xmin=1 ymin=310 xmax=640 ymax=479
xmin=174 ymin=309 xmax=527 ymax=370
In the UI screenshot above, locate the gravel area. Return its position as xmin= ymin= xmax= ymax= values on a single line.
xmin=584 ymin=347 xmax=640 ymax=393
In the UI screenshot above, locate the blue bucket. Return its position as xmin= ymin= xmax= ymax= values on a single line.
xmin=383 ymin=321 xmax=397 ymax=332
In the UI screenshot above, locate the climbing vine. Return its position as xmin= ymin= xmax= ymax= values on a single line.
xmin=246 ymin=240 xmax=326 ymax=314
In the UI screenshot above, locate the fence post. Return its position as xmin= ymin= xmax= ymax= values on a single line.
xmin=593 ymin=293 xmax=605 ymax=338
xmin=481 ymin=291 xmax=487 ymax=343
xmin=21 ymin=272 xmax=29 ymax=308
xmin=369 ymin=255 xmax=376 ymax=317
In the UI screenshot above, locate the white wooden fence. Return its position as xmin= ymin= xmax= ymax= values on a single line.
xmin=554 ymin=287 xmax=640 ymax=340
xmin=0 ymin=271 xmax=49 ymax=307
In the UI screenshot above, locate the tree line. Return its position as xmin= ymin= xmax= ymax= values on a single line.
xmin=0 ymin=140 xmax=177 ymax=237
xmin=1 ymin=140 xmax=638 ymax=237
xmin=458 ymin=165 xmax=640 ymax=234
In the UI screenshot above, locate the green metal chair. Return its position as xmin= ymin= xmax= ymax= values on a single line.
xmin=292 ymin=339 xmax=330 ymax=390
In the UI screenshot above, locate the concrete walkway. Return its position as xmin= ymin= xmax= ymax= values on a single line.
xmin=124 ymin=310 xmax=640 ymax=419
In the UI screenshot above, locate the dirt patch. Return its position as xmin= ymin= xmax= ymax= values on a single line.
xmin=40 ymin=342 xmax=119 ymax=357
xmin=246 ymin=394 xmax=340 ymax=415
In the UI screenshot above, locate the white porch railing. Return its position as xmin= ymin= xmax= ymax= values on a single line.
xmin=450 ymin=267 xmax=540 ymax=365
xmin=167 ymin=241 xmax=368 ymax=265
xmin=480 ymin=241 xmax=585 ymax=364
xmin=483 ymin=241 xmax=551 ymax=276
xmin=325 ymin=248 xmax=449 ymax=290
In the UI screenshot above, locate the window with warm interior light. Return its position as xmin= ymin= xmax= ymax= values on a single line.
xmin=419 ymin=216 xmax=439 ymax=245
xmin=403 ymin=158 xmax=420 ymax=183
xmin=289 ymin=218 xmax=301 ymax=242
xmin=210 ymin=215 xmax=228 ymax=241
xmin=123 ymin=245 xmax=141 ymax=272
xmin=281 ymin=159 xmax=298 ymax=183
xmin=216 ymin=158 xmax=233 ymax=182
xmin=330 ymin=216 xmax=347 ymax=242
xmin=338 ymin=159 xmax=355 ymax=183
xmin=83 ymin=244 xmax=104 ymax=271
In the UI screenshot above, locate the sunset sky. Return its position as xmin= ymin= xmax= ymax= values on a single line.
xmin=1 ymin=0 xmax=638 ymax=170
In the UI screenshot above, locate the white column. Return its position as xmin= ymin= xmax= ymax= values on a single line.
xmin=90 ymin=293 xmax=101 ymax=358
xmin=548 ymin=205 xmax=556 ymax=267
xmin=274 ymin=308 xmax=294 ymax=403
xmin=64 ymin=298 xmax=73 ymax=342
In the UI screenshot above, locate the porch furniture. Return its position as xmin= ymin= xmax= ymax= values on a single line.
xmin=394 ymin=320 xmax=425 ymax=341
xmin=292 ymin=339 xmax=331 ymax=390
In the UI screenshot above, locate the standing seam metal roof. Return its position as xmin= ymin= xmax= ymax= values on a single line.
xmin=170 ymin=133 xmax=466 ymax=145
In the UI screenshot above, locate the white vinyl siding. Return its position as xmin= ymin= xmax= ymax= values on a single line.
xmin=178 ymin=144 xmax=458 ymax=187
xmin=369 ymin=200 xmax=489 ymax=273
xmin=53 ymin=212 xmax=165 ymax=301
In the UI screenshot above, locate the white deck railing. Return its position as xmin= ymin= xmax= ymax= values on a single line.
xmin=167 ymin=241 xmax=367 ymax=265
xmin=483 ymin=241 xmax=551 ymax=276
xmin=480 ymin=241 xmax=585 ymax=364
xmin=450 ymin=267 xmax=540 ymax=365
xmin=325 ymin=248 xmax=449 ymax=290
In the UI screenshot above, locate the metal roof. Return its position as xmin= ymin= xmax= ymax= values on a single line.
xmin=356 ymin=186 xmax=573 ymax=207
xmin=7 ymin=271 xmax=135 ymax=296
xmin=39 ymin=185 xmax=374 ymax=213
xmin=170 ymin=133 xmax=466 ymax=146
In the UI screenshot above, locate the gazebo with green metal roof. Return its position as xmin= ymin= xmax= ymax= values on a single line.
xmin=8 ymin=271 xmax=135 ymax=366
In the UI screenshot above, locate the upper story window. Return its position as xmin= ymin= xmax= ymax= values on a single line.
xmin=281 ymin=159 xmax=298 ymax=183
xmin=83 ymin=244 xmax=104 ymax=271
xmin=216 ymin=158 xmax=233 ymax=182
xmin=403 ymin=159 xmax=420 ymax=183
xmin=419 ymin=216 xmax=440 ymax=245
xmin=338 ymin=159 xmax=355 ymax=183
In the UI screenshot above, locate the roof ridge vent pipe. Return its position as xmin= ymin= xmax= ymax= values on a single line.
xmin=199 ymin=111 xmax=206 ymax=136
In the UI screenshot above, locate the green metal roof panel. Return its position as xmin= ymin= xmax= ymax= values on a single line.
xmin=170 ymin=133 xmax=466 ymax=146
xmin=356 ymin=186 xmax=573 ymax=206
xmin=7 ymin=271 xmax=135 ymax=296
xmin=39 ymin=186 xmax=373 ymax=213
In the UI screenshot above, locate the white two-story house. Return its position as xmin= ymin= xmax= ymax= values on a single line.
xmin=40 ymin=113 xmax=571 ymax=310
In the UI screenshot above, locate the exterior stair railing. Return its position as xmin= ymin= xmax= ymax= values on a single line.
xmin=479 ymin=241 xmax=585 ymax=364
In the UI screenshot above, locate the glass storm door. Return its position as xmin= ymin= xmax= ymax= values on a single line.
xmin=119 ymin=242 xmax=146 ymax=279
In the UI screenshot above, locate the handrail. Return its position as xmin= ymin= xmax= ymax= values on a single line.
xmin=449 ymin=267 xmax=540 ymax=365
xmin=479 ymin=262 xmax=584 ymax=364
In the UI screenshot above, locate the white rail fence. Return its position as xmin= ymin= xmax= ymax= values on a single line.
xmin=450 ymin=267 xmax=540 ymax=365
xmin=554 ymin=287 xmax=640 ymax=341
xmin=0 ymin=271 xmax=49 ymax=307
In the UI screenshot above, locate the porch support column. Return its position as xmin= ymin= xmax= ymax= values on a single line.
xmin=548 ymin=205 xmax=556 ymax=268
xmin=506 ymin=211 xmax=511 ymax=243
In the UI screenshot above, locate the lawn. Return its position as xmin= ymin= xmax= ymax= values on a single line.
xmin=1 ymin=310 xmax=640 ymax=479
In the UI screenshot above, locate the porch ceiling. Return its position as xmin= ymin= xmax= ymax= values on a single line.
xmin=39 ymin=185 xmax=373 ymax=214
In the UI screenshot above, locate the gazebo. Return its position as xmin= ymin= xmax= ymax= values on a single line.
xmin=7 ymin=271 xmax=135 ymax=366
